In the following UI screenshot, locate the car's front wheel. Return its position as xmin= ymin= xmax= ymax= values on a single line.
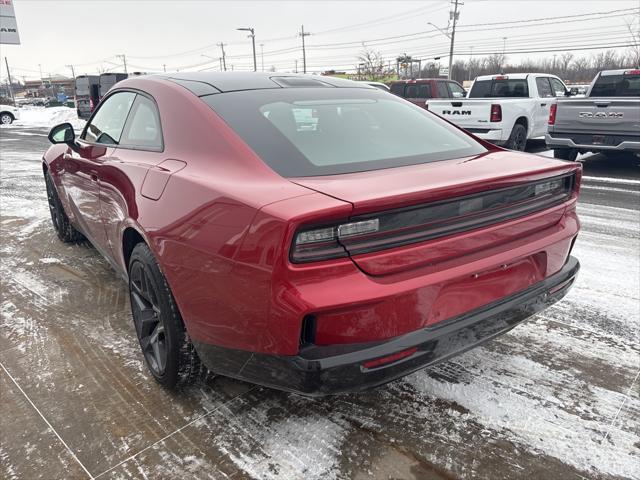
xmin=44 ymin=171 xmax=85 ymax=242
xmin=0 ymin=112 xmax=14 ymax=124
xmin=128 ymin=243 xmax=201 ymax=388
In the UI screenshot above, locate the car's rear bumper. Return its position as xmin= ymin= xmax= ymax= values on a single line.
xmin=195 ymin=256 xmax=579 ymax=396
xmin=546 ymin=133 xmax=640 ymax=152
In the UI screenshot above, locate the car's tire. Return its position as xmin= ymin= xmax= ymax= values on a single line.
xmin=128 ymin=243 xmax=201 ymax=389
xmin=44 ymin=171 xmax=85 ymax=243
xmin=504 ymin=124 xmax=527 ymax=151
xmin=553 ymin=148 xmax=579 ymax=161
xmin=0 ymin=112 xmax=14 ymax=124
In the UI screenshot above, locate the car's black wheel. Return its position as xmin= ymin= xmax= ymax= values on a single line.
xmin=0 ymin=112 xmax=14 ymax=125
xmin=44 ymin=171 xmax=85 ymax=243
xmin=553 ymin=148 xmax=579 ymax=161
xmin=505 ymin=124 xmax=527 ymax=151
xmin=128 ymin=243 xmax=201 ymax=389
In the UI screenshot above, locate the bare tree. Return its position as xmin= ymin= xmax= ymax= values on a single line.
xmin=396 ymin=53 xmax=413 ymax=79
xmin=486 ymin=53 xmax=506 ymax=73
xmin=560 ymin=53 xmax=574 ymax=74
xmin=357 ymin=48 xmax=385 ymax=81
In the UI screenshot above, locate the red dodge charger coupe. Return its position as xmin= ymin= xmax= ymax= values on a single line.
xmin=43 ymin=73 xmax=581 ymax=395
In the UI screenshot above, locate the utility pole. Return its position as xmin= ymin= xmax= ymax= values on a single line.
xmin=217 ymin=43 xmax=227 ymax=71
xmin=162 ymin=64 xmax=167 ymax=72
xmin=468 ymin=46 xmax=473 ymax=81
xmin=447 ymin=0 xmax=462 ymax=80
xmin=4 ymin=57 xmax=14 ymax=103
xmin=260 ymin=43 xmax=264 ymax=71
xmin=295 ymin=59 xmax=298 ymax=73
xmin=117 ymin=54 xmax=128 ymax=74
xmin=38 ymin=63 xmax=43 ymax=86
xmin=65 ymin=64 xmax=75 ymax=79
xmin=299 ymin=25 xmax=311 ymax=74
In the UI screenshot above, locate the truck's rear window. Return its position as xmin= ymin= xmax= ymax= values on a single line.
xmin=590 ymin=74 xmax=640 ymax=97
xmin=203 ymin=88 xmax=486 ymax=177
xmin=469 ymin=79 xmax=529 ymax=98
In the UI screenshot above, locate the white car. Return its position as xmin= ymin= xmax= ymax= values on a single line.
xmin=0 ymin=105 xmax=20 ymax=124
xmin=426 ymin=73 xmax=569 ymax=151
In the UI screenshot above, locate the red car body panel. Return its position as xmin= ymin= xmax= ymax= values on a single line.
xmin=43 ymin=73 xmax=581 ymax=394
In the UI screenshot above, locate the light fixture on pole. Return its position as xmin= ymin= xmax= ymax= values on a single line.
xmin=237 ymin=27 xmax=256 ymax=71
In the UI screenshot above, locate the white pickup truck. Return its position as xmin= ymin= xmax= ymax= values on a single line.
xmin=426 ymin=73 xmax=568 ymax=151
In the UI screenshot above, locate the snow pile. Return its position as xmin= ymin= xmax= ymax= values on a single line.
xmin=7 ymin=106 xmax=86 ymax=131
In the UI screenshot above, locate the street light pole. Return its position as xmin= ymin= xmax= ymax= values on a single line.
xmin=298 ymin=25 xmax=311 ymax=74
xmin=65 ymin=64 xmax=75 ymax=79
xmin=237 ymin=27 xmax=257 ymax=71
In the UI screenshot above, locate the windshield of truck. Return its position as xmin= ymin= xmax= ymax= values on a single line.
xmin=590 ymin=74 xmax=640 ymax=97
xmin=469 ymin=79 xmax=529 ymax=98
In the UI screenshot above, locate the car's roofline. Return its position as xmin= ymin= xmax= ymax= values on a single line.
xmin=138 ymin=72 xmax=375 ymax=96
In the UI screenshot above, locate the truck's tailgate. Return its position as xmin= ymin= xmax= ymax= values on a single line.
xmin=554 ymin=97 xmax=640 ymax=135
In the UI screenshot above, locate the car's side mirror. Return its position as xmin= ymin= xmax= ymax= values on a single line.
xmin=48 ymin=122 xmax=78 ymax=150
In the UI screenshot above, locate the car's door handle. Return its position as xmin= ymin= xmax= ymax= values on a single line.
xmin=90 ymin=170 xmax=98 ymax=182
xmin=540 ymin=103 xmax=547 ymax=106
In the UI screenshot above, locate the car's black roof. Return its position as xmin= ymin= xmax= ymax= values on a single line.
xmin=153 ymin=71 xmax=374 ymax=96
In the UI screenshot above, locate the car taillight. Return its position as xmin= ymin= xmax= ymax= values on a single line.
xmin=89 ymin=98 xmax=95 ymax=110
xmin=549 ymin=103 xmax=557 ymax=125
xmin=490 ymin=104 xmax=502 ymax=122
xmin=624 ymin=69 xmax=640 ymax=75
xmin=291 ymin=219 xmax=380 ymax=263
xmin=493 ymin=75 xmax=508 ymax=80
xmin=291 ymin=175 xmax=575 ymax=263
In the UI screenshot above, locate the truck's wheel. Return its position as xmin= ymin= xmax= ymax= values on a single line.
xmin=553 ymin=148 xmax=578 ymax=161
xmin=44 ymin=171 xmax=85 ymax=243
xmin=505 ymin=124 xmax=527 ymax=151
xmin=128 ymin=243 xmax=202 ymax=389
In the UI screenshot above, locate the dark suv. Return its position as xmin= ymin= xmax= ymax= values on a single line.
xmin=390 ymin=78 xmax=466 ymax=107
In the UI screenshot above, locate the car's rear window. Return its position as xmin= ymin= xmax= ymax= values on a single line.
xmin=590 ymin=74 xmax=640 ymax=97
xmin=469 ymin=79 xmax=529 ymax=98
xmin=203 ymin=88 xmax=486 ymax=177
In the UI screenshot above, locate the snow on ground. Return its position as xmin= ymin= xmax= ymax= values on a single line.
xmin=1 ymin=106 xmax=86 ymax=131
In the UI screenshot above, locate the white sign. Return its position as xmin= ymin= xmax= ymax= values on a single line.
xmin=0 ymin=0 xmax=21 ymax=45
xmin=439 ymin=67 xmax=449 ymax=77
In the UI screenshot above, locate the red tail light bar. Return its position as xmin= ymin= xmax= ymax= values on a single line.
xmin=624 ymin=69 xmax=640 ymax=75
xmin=290 ymin=174 xmax=576 ymax=263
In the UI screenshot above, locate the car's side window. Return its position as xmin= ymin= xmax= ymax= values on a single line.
xmin=535 ymin=77 xmax=554 ymax=98
xmin=119 ymin=95 xmax=163 ymax=151
xmin=418 ymin=84 xmax=432 ymax=99
xmin=436 ymin=81 xmax=449 ymax=98
xmin=448 ymin=82 xmax=466 ymax=98
xmin=82 ymin=92 xmax=136 ymax=145
xmin=550 ymin=78 xmax=567 ymax=97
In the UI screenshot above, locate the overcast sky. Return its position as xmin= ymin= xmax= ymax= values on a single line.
xmin=1 ymin=0 xmax=638 ymax=80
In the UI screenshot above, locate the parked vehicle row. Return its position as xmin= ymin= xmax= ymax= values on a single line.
xmin=547 ymin=69 xmax=640 ymax=160
xmin=43 ymin=72 xmax=581 ymax=396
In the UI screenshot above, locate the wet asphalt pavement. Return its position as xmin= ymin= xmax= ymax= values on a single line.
xmin=1 ymin=126 xmax=639 ymax=480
